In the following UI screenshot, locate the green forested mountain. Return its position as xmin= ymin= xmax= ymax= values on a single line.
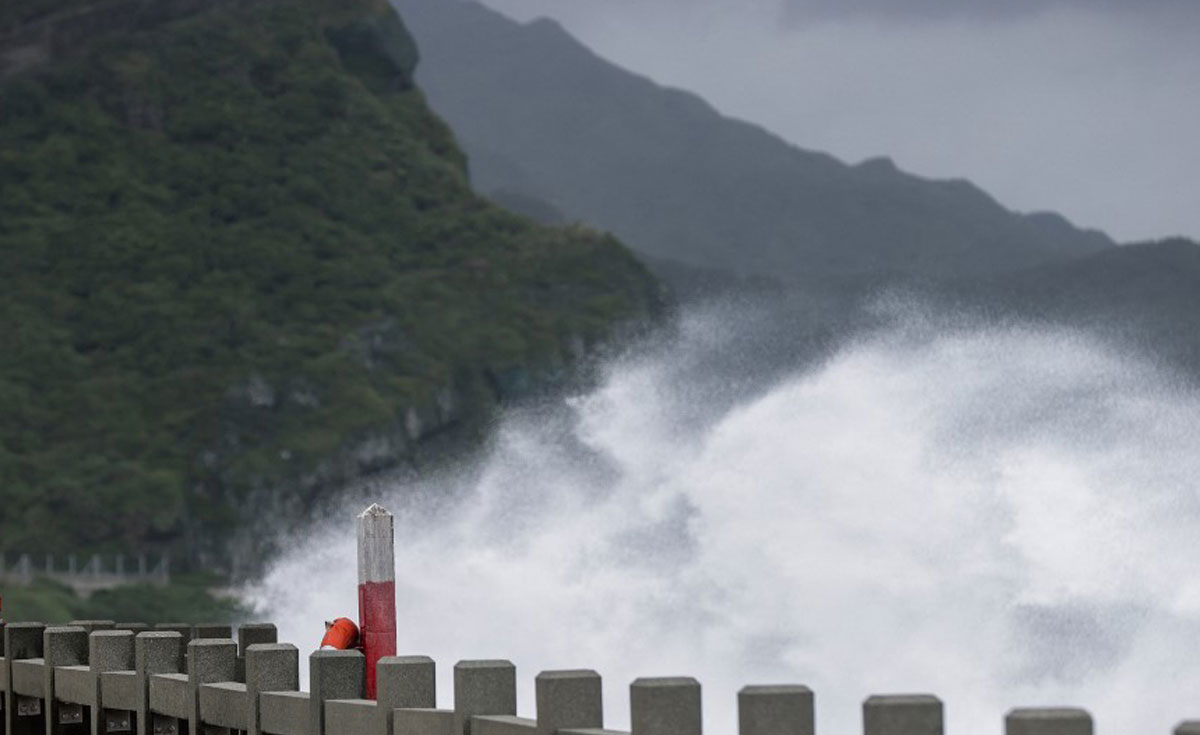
xmin=394 ymin=0 xmax=1114 ymax=281
xmin=0 ymin=0 xmax=660 ymax=569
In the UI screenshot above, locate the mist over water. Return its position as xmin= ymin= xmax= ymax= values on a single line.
xmin=252 ymin=299 xmax=1200 ymax=733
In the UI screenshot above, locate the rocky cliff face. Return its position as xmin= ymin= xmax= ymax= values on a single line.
xmin=0 ymin=0 xmax=663 ymax=573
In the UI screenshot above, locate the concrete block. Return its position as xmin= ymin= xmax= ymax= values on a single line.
xmin=246 ymin=644 xmax=299 ymax=735
xmin=630 ymin=678 xmax=701 ymax=735
xmin=380 ymin=656 xmax=437 ymax=709
xmin=194 ymin=625 xmax=233 ymax=641
xmin=153 ymin=625 xmax=193 ymax=646
xmin=92 ymin=630 xmax=136 ymax=673
xmin=536 ymin=670 xmax=603 ymax=735
xmin=200 ymin=681 xmax=248 ymax=730
xmin=102 ymin=670 xmax=139 ymax=710
xmin=137 ymin=632 xmax=185 ymax=735
xmin=738 ymin=685 xmax=813 ymax=735
xmin=376 ymin=656 xmax=436 ymax=735
xmin=11 ymin=660 xmax=45 ymax=697
xmin=1177 ymin=723 xmax=1200 ymax=735
xmin=395 ymin=708 xmax=456 ymax=735
xmin=188 ymin=640 xmax=238 ymax=684
xmin=261 ymin=690 xmax=310 ymax=735
xmin=1005 ymin=708 xmax=1092 ymax=735
xmin=149 ymin=673 xmax=190 ymax=719
xmin=475 ymin=715 xmax=538 ymax=735
xmin=188 ymin=639 xmax=238 ymax=732
xmin=54 ymin=665 xmax=94 ymax=704
xmin=326 ymin=699 xmax=378 ymax=735
xmin=69 ymin=620 xmax=116 ymax=633
xmin=863 ymin=695 xmax=943 ymax=735
xmin=44 ymin=623 xmax=89 ymax=733
xmin=4 ymin=622 xmax=46 ymax=735
xmin=238 ymin=624 xmax=278 ymax=656
xmin=85 ymin=632 xmax=136 ymax=734
xmin=455 ymin=660 xmax=517 ymax=735
xmin=4 ymin=623 xmax=44 ymax=659
xmin=115 ymin=623 xmax=151 ymax=635
xmin=310 ymin=649 xmax=365 ymax=735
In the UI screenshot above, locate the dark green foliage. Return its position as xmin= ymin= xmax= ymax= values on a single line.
xmin=0 ymin=0 xmax=660 ymax=567
xmin=0 ymin=577 xmax=247 ymax=624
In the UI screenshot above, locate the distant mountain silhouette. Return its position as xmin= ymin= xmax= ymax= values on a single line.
xmin=986 ymin=238 xmax=1200 ymax=373
xmin=394 ymin=0 xmax=1114 ymax=280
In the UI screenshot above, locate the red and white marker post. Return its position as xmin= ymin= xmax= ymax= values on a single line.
xmin=357 ymin=503 xmax=397 ymax=698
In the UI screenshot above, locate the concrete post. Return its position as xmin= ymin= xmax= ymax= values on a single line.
xmin=378 ymin=656 xmax=437 ymax=735
xmin=43 ymin=626 xmax=88 ymax=735
xmin=187 ymin=639 xmax=237 ymax=732
xmin=238 ymin=624 xmax=278 ymax=656
xmin=192 ymin=625 xmax=232 ymax=641
xmin=631 ymin=678 xmax=701 ymax=735
xmin=536 ymin=670 xmax=602 ymax=735
xmin=69 ymin=621 xmax=115 ymax=634
xmin=152 ymin=625 xmax=191 ymax=647
xmin=358 ymin=503 xmax=397 ymax=699
xmin=1005 ymin=708 xmax=1092 ymax=735
xmin=310 ymin=649 xmax=365 ymax=735
xmin=245 ymin=644 xmax=299 ymax=735
xmin=4 ymin=623 xmax=45 ymax=735
xmin=89 ymin=631 xmax=135 ymax=735
xmin=738 ymin=686 xmax=814 ymax=735
xmin=114 ymin=624 xmax=150 ymax=635
xmin=134 ymin=632 xmax=184 ymax=735
xmin=863 ymin=695 xmax=943 ymax=735
xmin=454 ymin=661 xmax=517 ymax=735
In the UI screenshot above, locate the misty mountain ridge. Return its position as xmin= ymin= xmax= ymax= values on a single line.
xmin=394 ymin=0 xmax=1114 ymax=281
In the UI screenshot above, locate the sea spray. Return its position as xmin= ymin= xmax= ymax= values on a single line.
xmin=251 ymin=302 xmax=1200 ymax=733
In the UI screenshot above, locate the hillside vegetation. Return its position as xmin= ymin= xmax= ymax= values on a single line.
xmin=0 ymin=0 xmax=661 ymax=570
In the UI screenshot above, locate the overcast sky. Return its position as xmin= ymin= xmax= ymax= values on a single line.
xmin=476 ymin=0 xmax=1199 ymax=242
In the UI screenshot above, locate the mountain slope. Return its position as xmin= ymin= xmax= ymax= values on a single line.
xmin=0 ymin=0 xmax=661 ymax=569
xmin=393 ymin=0 xmax=1113 ymax=281
xmin=984 ymin=238 xmax=1200 ymax=373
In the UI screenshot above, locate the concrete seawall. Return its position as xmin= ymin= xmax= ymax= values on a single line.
xmin=1 ymin=620 xmax=1193 ymax=735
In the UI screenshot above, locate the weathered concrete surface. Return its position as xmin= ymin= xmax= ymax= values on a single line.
xmin=1005 ymin=708 xmax=1093 ymax=735
xmin=261 ymin=690 xmax=311 ymax=735
xmin=631 ymin=678 xmax=701 ymax=735
xmin=201 ymin=681 xmax=248 ymax=730
xmin=310 ymin=649 xmax=365 ymax=735
xmin=536 ymin=670 xmax=603 ymax=735
xmin=738 ymin=685 xmax=813 ymax=735
xmin=327 ymin=698 xmax=378 ymax=734
xmin=149 ymin=673 xmax=189 ymax=720
xmin=248 ymin=643 xmax=300 ymax=735
xmin=136 ymin=631 xmax=184 ymax=735
xmin=378 ymin=656 xmax=437 ymax=735
xmin=45 ymin=625 xmax=88 ymax=732
xmin=454 ymin=661 xmax=517 ymax=735
xmin=475 ymin=714 xmax=538 ymax=735
xmin=395 ymin=708 xmax=457 ymax=735
xmin=863 ymin=695 xmax=943 ymax=735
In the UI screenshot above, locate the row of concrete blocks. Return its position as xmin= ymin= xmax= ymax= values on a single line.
xmin=3 ymin=620 xmax=1200 ymax=735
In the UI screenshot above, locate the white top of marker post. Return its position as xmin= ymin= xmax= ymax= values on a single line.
xmin=357 ymin=503 xmax=396 ymax=584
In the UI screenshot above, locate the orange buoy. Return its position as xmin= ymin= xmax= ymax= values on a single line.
xmin=320 ymin=617 xmax=360 ymax=650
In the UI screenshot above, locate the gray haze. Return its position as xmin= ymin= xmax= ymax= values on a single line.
xmin=476 ymin=0 xmax=1200 ymax=242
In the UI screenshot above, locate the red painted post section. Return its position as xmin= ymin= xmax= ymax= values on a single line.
xmin=357 ymin=503 xmax=397 ymax=699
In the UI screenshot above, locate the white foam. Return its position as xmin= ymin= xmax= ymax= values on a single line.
xmin=252 ymin=305 xmax=1200 ymax=733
